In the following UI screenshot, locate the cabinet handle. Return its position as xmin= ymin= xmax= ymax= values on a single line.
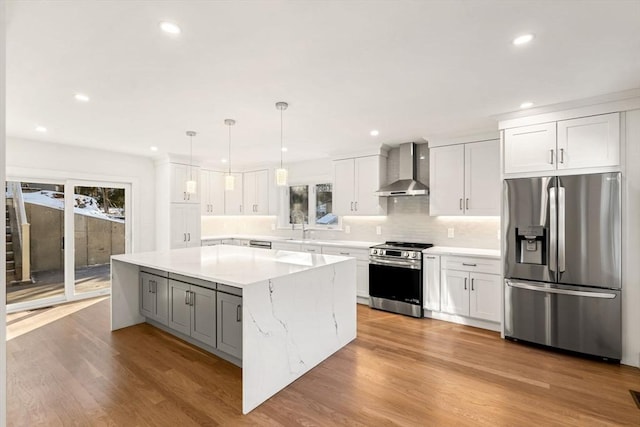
xmin=471 ymin=278 xmax=475 ymax=291
xmin=185 ymin=290 xmax=190 ymax=305
xmin=559 ymin=148 xmax=565 ymax=164
xmin=340 ymin=252 xmax=350 ymax=255
xmin=190 ymin=291 xmax=195 ymax=306
xmin=549 ymin=149 xmax=554 ymax=165
xmin=183 ymin=233 xmax=187 ymax=242
xmin=465 ymin=198 xmax=469 ymax=210
xmin=426 ymin=256 xmax=436 ymax=259
xmin=459 ymin=198 xmax=463 ymax=210
xmin=462 ymin=263 xmax=477 ymax=267
xmin=354 ymin=201 xmax=358 ymax=211
xmin=350 ymin=201 xmax=354 ymax=211
xmin=148 ymin=280 xmax=152 ymax=293
xmin=464 ymin=277 xmax=467 ymax=290
xmin=188 ymin=233 xmax=191 ymax=242
xmin=236 ymin=304 xmax=242 ymax=322
xmin=184 ymin=192 xmax=186 ymax=200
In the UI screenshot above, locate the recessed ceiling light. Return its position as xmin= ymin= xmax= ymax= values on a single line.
xmin=74 ymin=93 xmax=90 ymax=102
xmin=150 ymin=146 xmax=158 ymax=152
xmin=160 ymin=21 xmax=181 ymax=35
xmin=370 ymin=130 xmax=379 ymax=137
xmin=520 ymin=101 xmax=534 ymax=109
xmin=221 ymin=158 xmax=228 ymax=163
xmin=513 ymin=34 xmax=534 ymax=46
xmin=35 ymin=125 xmax=47 ymax=133
xmin=281 ymin=147 xmax=288 ymax=152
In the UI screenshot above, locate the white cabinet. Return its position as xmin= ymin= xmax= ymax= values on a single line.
xmin=224 ymin=172 xmax=244 ymax=215
xmin=217 ymin=290 xmax=243 ymax=359
xmin=170 ymin=163 xmax=200 ymax=204
xmin=423 ymin=255 xmax=440 ymax=311
xmin=503 ymin=123 xmax=557 ymax=174
xmin=440 ymin=256 xmax=501 ymax=323
xmin=170 ymin=204 xmax=201 ymax=249
xmin=321 ymin=246 xmax=370 ymax=302
xmin=140 ymin=271 xmax=169 ymax=325
xmin=429 ymin=140 xmax=499 ymax=216
xmin=200 ymin=170 xmax=225 ymax=215
xmin=503 ymin=113 xmax=620 ymax=174
xmin=168 ymin=279 xmax=217 ymax=348
xmin=557 ymin=113 xmax=620 ymax=170
xmin=243 ymin=169 xmax=269 ymax=215
xmin=333 ymin=155 xmax=386 ymax=216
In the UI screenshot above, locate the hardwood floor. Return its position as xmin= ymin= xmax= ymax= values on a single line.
xmin=7 ymin=299 xmax=640 ymax=426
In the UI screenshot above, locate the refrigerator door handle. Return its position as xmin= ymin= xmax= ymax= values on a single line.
xmin=506 ymin=280 xmax=617 ymax=299
xmin=558 ymin=186 xmax=566 ymax=273
xmin=549 ymin=186 xmax=557 ymax=273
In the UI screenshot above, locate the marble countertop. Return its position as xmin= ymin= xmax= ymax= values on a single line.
xmin=201 ymin=234 xmax=381 ymax=250
xmin=112 ymin=245 xmax=353 ymax=288
xmin=423 ymin=246 xmax=501 ymax=259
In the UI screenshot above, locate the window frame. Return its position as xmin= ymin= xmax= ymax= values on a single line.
xmin=278 ymin=181 xmax=342 ymax=231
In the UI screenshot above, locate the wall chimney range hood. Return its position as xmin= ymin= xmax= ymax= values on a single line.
xmin=375 ymin=142 xmax=429 ymax=196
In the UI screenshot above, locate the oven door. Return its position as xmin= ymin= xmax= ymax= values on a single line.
xmin=369 ymin=259 xmax=422 ymax=305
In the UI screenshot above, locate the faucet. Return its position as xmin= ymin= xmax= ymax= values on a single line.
xmin=301 ymin=221 xmax=311 ymax=240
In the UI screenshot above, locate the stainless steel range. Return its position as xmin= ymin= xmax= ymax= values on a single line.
xmin=369 ymin=241 xmax=433 ymax=318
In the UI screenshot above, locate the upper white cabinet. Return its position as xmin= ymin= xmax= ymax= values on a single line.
xmin=429 ymin=140 xmax=499 ymax=216
xmin=243 ymin=169 xmax=269 ymax=215
xmin=224 ymin=172 xmax=244 ymax=215
xmin=200 ymin=170 xmax=225 ymax=215
xmin=503 ymin=113 xmax=620 ymax=174
xmin=333 ymin=155 xmax=386 ymax=216
xmin=170 ymin=163 xmax=200 ymax=204
xmin=557 ymin=113 xmax=620 ymax=170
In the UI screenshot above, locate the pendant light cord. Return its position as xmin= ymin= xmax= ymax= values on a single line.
xmin=280 ymin=107 xmax=284 ymax=169
xmin=189 ymin=133 xmax=193 ymax=180
xmin=228 ymin=124 xmax=232 ymax=175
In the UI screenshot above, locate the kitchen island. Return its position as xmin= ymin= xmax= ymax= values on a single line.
xmin=111 ymin=245 xmax=357 ymax=414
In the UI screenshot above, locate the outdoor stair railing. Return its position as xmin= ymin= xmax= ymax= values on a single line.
xmin=8 ymin=181 xmax=30 ymax=282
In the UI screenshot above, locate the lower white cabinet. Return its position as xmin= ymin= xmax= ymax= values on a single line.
xmin=424 ymin=254 xmax=501 ymax=328
xmin=168 ymin=279 xmax=217 ymax=348
xmin=217 ymin=290 xmax=243 ymax=359
xmin=321 ymin=246 xmax=369 ymax=302
xmin=140 ymin=270 xmax=169 ymax=325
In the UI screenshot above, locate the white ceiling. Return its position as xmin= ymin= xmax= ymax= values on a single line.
xmin=6 ymin=0 xmax=640 ymax=168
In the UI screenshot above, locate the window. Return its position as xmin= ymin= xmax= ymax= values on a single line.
xmin=282 ymin=182 xmax=340 ymax=229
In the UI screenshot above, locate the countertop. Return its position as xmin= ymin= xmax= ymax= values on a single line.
xmin=201 ymin=234 xmax=381 ymax=250
xmin=423 ymin=246 xmax=501 ymax=259
xmin=112 ymin=245 xmax=353 ymax=288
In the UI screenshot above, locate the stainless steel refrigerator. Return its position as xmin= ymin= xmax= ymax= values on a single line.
xmin=503 ymin=172 xmax=621 ymax=360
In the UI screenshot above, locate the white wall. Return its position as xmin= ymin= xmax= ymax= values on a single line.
xmin=6 ymin=137 xmax=156 ymax=254
xmin=1 ymin=2 xmax=7 ymax=424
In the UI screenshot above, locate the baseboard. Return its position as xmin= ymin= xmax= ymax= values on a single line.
xmin=423 ymin=310 xmax=501 ymax=332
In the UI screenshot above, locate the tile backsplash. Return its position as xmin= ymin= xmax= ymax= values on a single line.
xmin=202 ymin=196 xmax=501 ymax=249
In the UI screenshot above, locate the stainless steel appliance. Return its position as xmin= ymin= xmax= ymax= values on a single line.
xmin=504 ymin=172 xmax=621 ymax=361
xmin=249 ymin=240 xmax=272 ymax=249
xmin=369 ymin=241 xmax=433 ymax=318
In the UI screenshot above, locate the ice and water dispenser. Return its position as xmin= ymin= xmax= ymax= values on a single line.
xmin=515 ymin=226 xmax=546 ymax=265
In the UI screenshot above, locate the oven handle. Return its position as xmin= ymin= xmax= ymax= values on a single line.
xmin=369 ymin=259 xmax=421 ymax=269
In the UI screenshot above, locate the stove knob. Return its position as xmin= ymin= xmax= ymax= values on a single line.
xmin=403 ymin=252 xmax=409 ymax=258
xmin=372 ymin=249 xmax=378 ymax=255
xmin=410 ymin=252 xmax=417 ymax=258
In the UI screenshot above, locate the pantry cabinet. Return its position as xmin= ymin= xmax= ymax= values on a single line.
xmin=503 ymin=113 xmax=620 ymax=174
xmin=170 ymin=163 xmax=200 ymax=204
xmin=429 ymin=140 xmax=499 ymax=216
xmin=333 ymin=155 xmax=387 ymax=216
xmin=243 ymin=169 xmax=269 ymax=215
xmin=170 ymin=204 xmax=201 ymax=249
xmin=200 ymin=169 xmax=225 ymax=215
xmin=224 ymin=172 xmax=244 ymax=215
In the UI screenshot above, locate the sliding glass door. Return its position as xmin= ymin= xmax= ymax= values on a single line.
xmin=5 ymin=179 xmax=131 ymax=312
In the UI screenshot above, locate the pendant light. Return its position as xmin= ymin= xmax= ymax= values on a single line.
xmin=275 ymin=101 xmax=288 ymax=186
xmin=224 ymin=119 xmax=236 ymax=191
xmin=186 ymin=131 xmax=197 ymax=194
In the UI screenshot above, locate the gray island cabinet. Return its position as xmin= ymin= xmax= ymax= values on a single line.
xmin=111 ymin=245 xmax=356 ymax=414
